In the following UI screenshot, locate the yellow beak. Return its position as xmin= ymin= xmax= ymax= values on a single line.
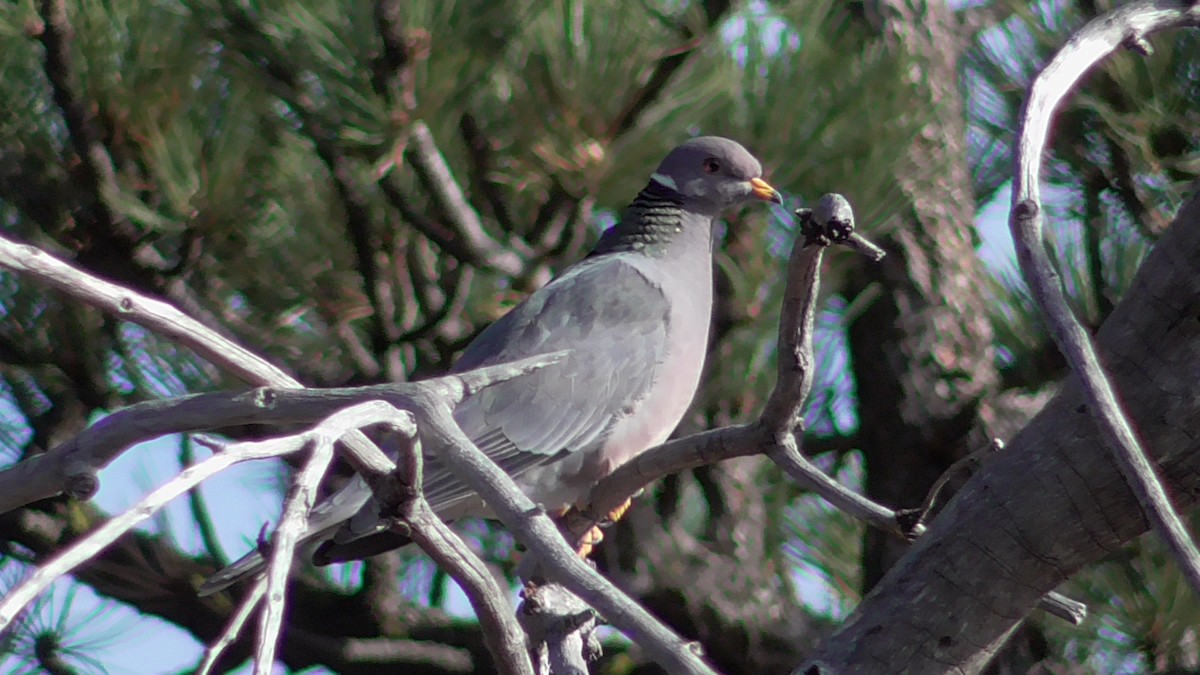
xmin=750 ymin=177 xmax=783 ymax=204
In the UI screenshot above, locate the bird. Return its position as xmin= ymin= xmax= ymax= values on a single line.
xmin=199 ymin=136 xmax=781 ymax=596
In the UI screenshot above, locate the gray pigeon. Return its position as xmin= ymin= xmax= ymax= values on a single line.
xmin=199 ymin=136 xmax=780 ymax=596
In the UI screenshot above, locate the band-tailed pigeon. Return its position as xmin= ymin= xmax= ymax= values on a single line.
xmin=199 ymin=136 xmax=780 ymax=596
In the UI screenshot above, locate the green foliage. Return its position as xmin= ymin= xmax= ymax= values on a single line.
xmin=967 ymin=0 xmax=1198 ymax=384
xmin=965 ymin=2 xmax=1200 ymax=671
xmin=0 ymin=0 xmax=1196 ymax=672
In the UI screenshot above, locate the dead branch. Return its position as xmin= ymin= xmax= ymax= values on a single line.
xmin=0 ymin=418 xmax=317 ymax=631
xmin=1008 ymin=0 xmax=1200 ymax=597
xmin=576 ymin=194 xmax=1083 ymax=627
xmin=799 ymin=3 xmax=1200 ymax=667
xmin=197 ymin=579 xmax=266 ymax=675
xmin=355 ymin=415 xmax=534 ymax=675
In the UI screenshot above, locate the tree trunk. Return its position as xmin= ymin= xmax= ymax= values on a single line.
xmin=807 ymin=185 xmax=1200 ymax=673
xmin=846 ymin=0 xmax=997 ymax=590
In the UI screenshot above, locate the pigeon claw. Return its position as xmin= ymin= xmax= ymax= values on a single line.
xmin=555 ymin=497 xmax=636 ymax=558
xmin=603 ymin=498 xmax=634 ymax=525
xmin=575 ymin=526 xmax=605 ymax=558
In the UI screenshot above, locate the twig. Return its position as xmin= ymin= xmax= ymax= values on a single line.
xmin=381 ymin=178 xmax=504 ymax=272
xmin=196 ymin=578 xmax=266 ymax=675
xmin=604 ymin=0 xmax=734 ymax=141
xmin=886 ymin=435 xmax=1083 ymax=623
xmin=769 ymin=435 xmax=918 ymax=539
xmin=1039 ymin=593 xmax=1089 ymax=626
xmin=1009 ymin=0 xmax=1200 ymax=597
xmin=0 ymin=430 xmax=312 ymax=632
xmin=181 ymin=436 xmax=228 ymax=566
xmin=898 ymin=439 xmax=1006 ymax=538
xmin=460 ymin=111 xmax=518 ymax=235
xmin=254 ymin=415 xmax=338 ymax=670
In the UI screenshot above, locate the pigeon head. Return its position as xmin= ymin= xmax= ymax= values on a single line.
xmin=650 ymin=136 xmax=782 ymax=216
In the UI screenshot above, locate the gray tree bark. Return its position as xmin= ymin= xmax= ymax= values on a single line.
xmin=805 ymin=185 xmax=1200 ymax=673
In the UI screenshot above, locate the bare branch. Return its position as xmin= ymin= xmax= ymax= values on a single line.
xmin=1009 ymin=0 xmax=1200 ymax=596
xmin=348 ymin=417 xmax=534 ymax=675
xmin=0 ymin=234 xmax=296 ymax=388
xmin=0 ymin=353 xmax=564 ymax=516
xmin=0 ymin=428 xmax=312 ymax=632
xmin=898 ymin=439 xmax=1004 ymax=537
xmin=406 ymin=501 xmax=533 ymax=675
xmin=255 ymin=413 xmax=339 ymax=669
xmin=761 ymin=197 xmax=844 ymax=432
xmin=769 ymin=434 xmax=916 ymax=538
xmin=197 ymin=578 xmax=266 ymax=675
xmin=405 ymin=121 xmax=529 ymax=275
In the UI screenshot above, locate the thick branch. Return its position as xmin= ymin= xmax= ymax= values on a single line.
xmin=362 ymin=422 xmax=533 ymax=675
xmin=411 ymin=405 xmax=715 ymax=674
xmin=0 ymin=355 xmax=562 ymax=516
xmin=803 ymin=179 xmax=1200 ymax=671
xmin=1008 ymin=0 xmax=1200 ymax=597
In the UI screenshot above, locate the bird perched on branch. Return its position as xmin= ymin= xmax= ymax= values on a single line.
xmin=199 ymin=136 xmax=781 ymax=596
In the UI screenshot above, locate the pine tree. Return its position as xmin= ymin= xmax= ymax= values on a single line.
xmin=0 ymin=1 xmax=1197 ymax=673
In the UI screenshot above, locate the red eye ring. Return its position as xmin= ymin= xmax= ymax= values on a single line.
xmin=702 ymin=158 xmax=720 ymax=174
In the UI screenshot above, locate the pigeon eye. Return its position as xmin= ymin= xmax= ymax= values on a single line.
xmin=702 ymin=158 xmax=721 ymax=174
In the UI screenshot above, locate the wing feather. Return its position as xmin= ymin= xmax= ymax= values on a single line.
xmin=318 ymin=256 xmax=671 ymax=555
xmin=429 ymin=256 xmax=669 ymax=509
